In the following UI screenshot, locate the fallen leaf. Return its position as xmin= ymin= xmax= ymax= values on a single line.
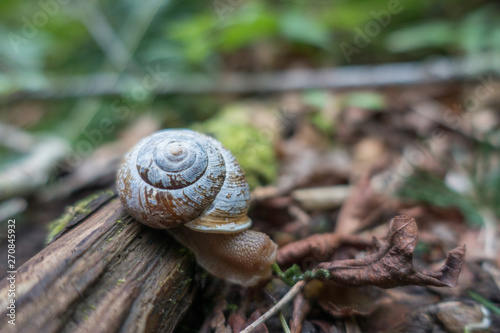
xmin=277 ymin=233 xmax=371 ymax=268
xmin=334 ymin=171 xmax=385 ymax=235
xmin=290 ymin=292 xmax=310 ymax=333
xmin=319 ymin=215 xmax=466 ymax=288
xmin=229 ymin=310 xmax=248 ymax=333
xmin=247 ymin=310 xmax=268 ymax=333
xmin=200 ymin=299 xmax=231 ymax=333
xmin=316 ymin=282 xmax=386 ymax=317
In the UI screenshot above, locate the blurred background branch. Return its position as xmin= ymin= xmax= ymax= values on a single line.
xmin=3 ymin=54 xmax=500 ymax=102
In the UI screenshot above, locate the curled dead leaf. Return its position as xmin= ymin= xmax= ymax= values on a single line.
xmin=318 ymin=215 xmax=466 ymax=288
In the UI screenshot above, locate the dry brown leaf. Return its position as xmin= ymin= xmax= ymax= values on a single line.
xmin=228 ymin=310 xmax=248 ymax=333
xmin=309 ymin=320 xmax=337 ymax=333
xmin=316 ymin=282 xmax=386 ymax=317
xmin=277 ymin=233 xmax=371 ymax=268
xmin=247 ymin=310 xmax=268 ymax=333
xmin=230 ymin=308 xmax=269 ymax=333
xmin=319 ymin=215 xmax=466 ymax=288
xmin=364 ymin=297 xmax=411 ymax=331
xmin=290 ymin=292 xmax=310 ymax=333
xmin=200 ymin=299 xmax=230 ymax=333
xmin=334 ymin=171 xmax=384 ymax=235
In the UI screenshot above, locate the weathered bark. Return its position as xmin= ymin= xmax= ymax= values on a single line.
xmin=0 ymin=192 xmax=196 ymax=333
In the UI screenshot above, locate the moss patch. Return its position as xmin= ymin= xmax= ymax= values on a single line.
xmin=45 ymin=192 xmax=105 ymax=244
xmin=192 ymin=106 xmax=278 ymax=189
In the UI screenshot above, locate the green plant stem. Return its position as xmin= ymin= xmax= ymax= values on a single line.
xmin=272 ymin=262 xmax=285 ymax=278
xmin=279 ymin=311 xmax=291 ymax=333
xmin=468 ymin=291 xmax=500 ymax=315
xmin=272 ymin=262 xmax=331 ymax=285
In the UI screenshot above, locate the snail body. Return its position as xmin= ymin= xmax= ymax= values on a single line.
xmin=116 ymin=129 xmax=277 ymax=286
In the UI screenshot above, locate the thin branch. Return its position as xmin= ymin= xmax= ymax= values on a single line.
xmin=0 ymin=122 xmax=37 ymax=152
xmin=240 ymin=280 xmax=306 ymax=333
xmin=0 ymin=136 xmax=70 ymax=201
xmin=78 ymin=3 xmax=136 ymax=70
xmin=4 ymin=54 xmax=500 ymax=102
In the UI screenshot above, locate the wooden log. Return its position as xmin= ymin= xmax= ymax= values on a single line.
xmin=0 ymin=192 xmax=196 ymax=333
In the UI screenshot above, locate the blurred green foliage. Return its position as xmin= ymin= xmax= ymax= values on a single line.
xmin=386 ymin=4 xmax=500 ymax=56
xmin=344 ymin=91 xmax=386 ymax=110
xmin=398 ymin=133 xmax=500 ymax=225
xmin=1 ymin=0 xmax=498 ymax=79
xmin=399 ymin=171 xmax=485 ymax=225
xmin=1 ymin=0 xmax=499 ymax=187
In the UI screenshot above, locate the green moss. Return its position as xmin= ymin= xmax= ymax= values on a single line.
xmin=73 ymin=192 xmax=102 ymax=210
xmin=45 ymin=192 xmax=105 ymax=244
xmin=192 ymin=106 xmax=278 ymax=189
xmin=104 ymin=189 xmax=115 ymax=196
xmin=227 ymin=304 xmax=238 ymax=311
xmin=46 ymin=215 xmax=73 ymax=245
xmin=117 ymin=279 xmax=126 ymax=286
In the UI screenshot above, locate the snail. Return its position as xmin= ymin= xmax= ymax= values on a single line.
xmin=116 ymin=129 xmax=278 ymax=286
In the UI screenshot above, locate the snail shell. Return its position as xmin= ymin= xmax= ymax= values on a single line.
xmin=117 ymin=129 xmax=278 ymax=286
xmin=116 ymin=129 xmax=252 ymax=233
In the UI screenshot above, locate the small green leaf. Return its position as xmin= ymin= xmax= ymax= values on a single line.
xmin=279 ymin=11 xmax=330 ymax=49
xmin=344 ymin=91 xmax=385 ymax=110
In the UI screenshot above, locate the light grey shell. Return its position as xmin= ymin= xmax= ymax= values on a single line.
xmin=116 ymin=129 xmax=251 ymax=233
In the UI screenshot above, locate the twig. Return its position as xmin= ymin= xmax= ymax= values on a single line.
xmin=0 ymin=197 xmax=27 ymax=221
xmin=4 ymin=54 xmax=500 ymax=102
xmin=240 ymin=280 xmax=306 ymax=333
xmin=77 ymin=2 xmax=138 ymax=71
xmin=291 ymin=185 xmax=351 ymax=211
xmin=0 ymin=122 xmax=36 ymax=152
xmin=0 ymin=136 xmax=70 ymax=201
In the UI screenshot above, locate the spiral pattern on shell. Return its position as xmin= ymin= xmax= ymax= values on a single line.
xmin=116 ymin=129 xmax=251 ymax=232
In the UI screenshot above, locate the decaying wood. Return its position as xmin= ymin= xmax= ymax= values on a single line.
xmin=0 ymin=192 xmax=196 ymax=333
